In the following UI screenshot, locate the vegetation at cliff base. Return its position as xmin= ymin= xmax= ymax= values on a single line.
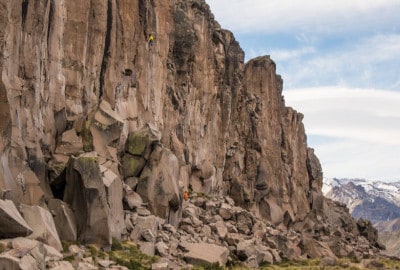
xmin=109 ymin=239 xmax=158 ymax=270
xmin=190 ymin=257 xmax=400 ymax=270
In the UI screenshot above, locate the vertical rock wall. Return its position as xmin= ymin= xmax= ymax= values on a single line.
xmin=0 ymin=0 xmax=374 ymax=253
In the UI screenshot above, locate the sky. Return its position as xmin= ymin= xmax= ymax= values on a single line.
xmin=207 ymin=0 xmax=400 ymax=182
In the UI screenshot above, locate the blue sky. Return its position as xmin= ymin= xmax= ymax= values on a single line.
xmin=207 ymin=0 xmax=400 ymax=182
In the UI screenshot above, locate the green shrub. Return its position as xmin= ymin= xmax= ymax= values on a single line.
xmin=111 ymin=237 xmax=123 ymax=251
xmin=109 ymin=241 xmax=158 ymax=270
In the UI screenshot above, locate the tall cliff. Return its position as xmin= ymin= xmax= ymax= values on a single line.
xmin=0 ymin=0 xmax=381 ymax=265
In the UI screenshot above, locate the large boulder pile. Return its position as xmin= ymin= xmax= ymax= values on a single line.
xmin=0 ymin=193 xmax=382 ymax=269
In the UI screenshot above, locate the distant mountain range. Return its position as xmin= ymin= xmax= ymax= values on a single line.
xmin=323 ymin=178 xmax=400 ymax=257
xmin=322 ymin=178 xmax=400 ymax=225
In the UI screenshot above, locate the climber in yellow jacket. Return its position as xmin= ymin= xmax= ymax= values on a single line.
xmin=148 ymin=34 xmax=154 ymax=47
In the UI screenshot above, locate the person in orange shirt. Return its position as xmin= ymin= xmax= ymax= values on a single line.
xmin=183 ymin=190 xmax=189 ymax=201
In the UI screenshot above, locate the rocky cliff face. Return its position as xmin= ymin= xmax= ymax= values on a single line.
xmin=0 ymin=0 xmax=381 ymax=266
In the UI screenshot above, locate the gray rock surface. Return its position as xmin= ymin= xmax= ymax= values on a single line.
xmin=19 ymin=204 xmax=62 ymax=251
xmin=47 ymin=199 xmax=77 ymax=241
xmin=180 ymin=241 xmax=229 ymax=266
xmin=0 ymin=199 xmax=32 ymax=238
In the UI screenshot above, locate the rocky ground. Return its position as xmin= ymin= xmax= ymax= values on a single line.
xmin=0 ymin=192 xmax=385 ymax=269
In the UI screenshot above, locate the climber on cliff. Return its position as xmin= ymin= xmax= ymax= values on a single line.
xmin=148 ymin=34 xmax=154 ymax=47
xmin=183 ymin=190 xmax=189 ymax=201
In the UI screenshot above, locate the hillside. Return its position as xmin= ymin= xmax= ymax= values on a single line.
xmin=0 ymin=0 xmax=382 ymax=268
xmin=379 ymin=228 xmax=400 ymax=257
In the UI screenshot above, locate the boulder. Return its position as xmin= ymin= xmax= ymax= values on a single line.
xmin=252 ymin=220 xmax=268 ymax=240
xmin=42 ymin=244 xmax=63 ymax=261
xmin=19 ymin=204 xmax=62 ymax=251
xmin=301 ymin=235 xmax=336 ymax=259
xmin=136 ymin=146 xmax=181 ymax=226
xmin=54 ymin=129 xmax=83 ymax=155
xmin=218 ymin=203 xmax=233 ymax=220
xmin=243 ymin=255 xmax=259 ymax=269
xmin=236 ymin=210 xmax=253 ymax=235
xmin=141 ymin=229 xmax=155 ymax=242
xmin=0 ymin=199 xmax=33 ymax=238
xmin=123 ymin=190 xmax=143 ymax=210
xmin=155 ymin=241 xmax=169 ymax=257
xmin=236 ymin=239 xmax=259 ymax=261
xmin=48 ymin=261 xmax=75 ymax=270
xmin=68 ymin=245 xmax=84 ymax=256
xmin=125 ymin=123 xmax=161 ymax=156
xmin=47 ymin=199 xmax=77 ymax=241
xmin=192 ymin=197 xmax=206 ymax=208
xmin=0 ymin=254 xmax=20 ymax=270
xmin=11 ymin=237 xmax=41 ymax=255
xmin=19 ymin=254 xmax=38 ymax=270
xmin=270 ymin=249 xmax=282 ymax=263
xmin=47 ymin=154 xmax=70 ymax=188
xmin=260 ymin=199 xmax=284 ymax=226
xmin=98 ymin=260 xmax=115 ymax=268
xmin=261 ymin=249 xmax=274 ymax=264
xmin=120 ymin=154 xmax=146 ymax=178
xmin=137 ymin=207 xmax=151 ymax=217
xmin=89 ymin=100 xmax=124 ymax=156
xmin=124 ymin=177 xmax=139 ymax=190
xmin=182 ymin=205 xmax=201 ymax=219
xmin=200 ymin=224 xmax=212 ymax=238
xmin=151 ymin=262 xmax=169 ymax=270
xmin=64 ymin=152 xmax=124 ymax=245
xmin=204 ymin=200 xmax=219 ymax=212
xmin=320 ymin=257 xmax=338 ymax=267
xmin=12 ymin=238 xmax=46 ymax=269
xmin=180 ymin=241 xmax=229 ymax=266
xmin=138 ymin=241 xmax=156 ymax=257
xmin=225 ymin=233 xmax=242 ymax=246
xmin=130 ymin=215 xmax=162 ymax=242
xmin=101 ymin=166 xmax=125 ymax=241
xmin=191 ymin=160 xmax=217 ymax=195
xmin=226 ymin=222 xmax=239 ymax=234
xmin=357 ymin=218 xmax=378 ymax=244
xmin=209 ymin=220 xmax=228 ymax=239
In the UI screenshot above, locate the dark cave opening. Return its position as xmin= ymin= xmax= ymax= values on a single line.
xmin=50 ymin=169 xmax=66 ymax=201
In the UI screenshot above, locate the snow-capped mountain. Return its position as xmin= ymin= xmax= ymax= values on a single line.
xmin=323 ymin=178 xmax=400 ymax=224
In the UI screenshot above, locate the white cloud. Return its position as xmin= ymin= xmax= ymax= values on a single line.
xmin=312 ymin=138 xmax=400 ymax=181
xmin=284 ymin=87 xmax=400 ymax=181
xmin=284 ymin=87 xmax=400 ymax=144
xmin=278 ymin=34 xmax=400 ymax=89
xmin=239 ymin=34 xmax=400 ymax=88
xmin=269 ymin=47 xmax=315 ymax=61
xmin=317 ymin=34 xmax=400 ymax=66
xmin=207 ymin=0 xmax=400 ymax=34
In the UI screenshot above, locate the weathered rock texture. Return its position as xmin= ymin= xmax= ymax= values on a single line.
xmin=0 ymin=0 xmax=381 ymax=264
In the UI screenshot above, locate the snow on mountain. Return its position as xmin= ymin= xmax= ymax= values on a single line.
xmin=323 ymin=178 xmax=400 ymax=207
xmin=323 ymin=178 xmax=400 ymax=224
